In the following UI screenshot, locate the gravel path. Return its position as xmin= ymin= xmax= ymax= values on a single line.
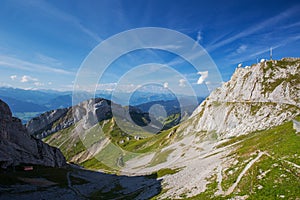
xmin=224 ymin=151 xmax=265 ymax=196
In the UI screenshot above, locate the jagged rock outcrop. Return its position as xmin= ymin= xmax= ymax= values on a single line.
xmin=0 ymin=99 xmax=66 ymax=168
xmin=26 ymin=108 xmax=68 ymax=137
xmin=26 ymin=98 xmax=153 ymax=139
xmin=189 ymin=58 xmax=300 ymax=137
xmin=26 ymin=98 xmax=115 ymax=138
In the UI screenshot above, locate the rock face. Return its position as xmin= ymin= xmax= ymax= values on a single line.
xmin=26 ymin=108 xmax=68 ymax=138
xmin=26 ymin=98 xmax=152 ymax=139
xmin=0 ymin=99 xmax=66 ymax=168
xmin=189 ymin=58 xmax=300 ymax=137
xmin=26 ymin=98 xmax=119 ymax=138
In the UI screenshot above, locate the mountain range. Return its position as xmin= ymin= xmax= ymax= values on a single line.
xmin=0 ymin=87 xmax=203 ymax=123
xmin=0 ymin=58 xmax=299 ymax=199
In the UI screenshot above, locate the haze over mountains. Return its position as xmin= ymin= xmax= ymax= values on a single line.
xmin=1 ymin=58 xmax=297 ymax=199
xmin=0 ymin=87 xmax=203 ymax=124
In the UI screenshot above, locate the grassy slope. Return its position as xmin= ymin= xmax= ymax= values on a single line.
xmin=44 ymin=112 xmax=300 ymax=199
xmin=44 ymin=117 xmax=179 ymax=174
xmin=186 ymin=116 xmax=300 ymax=199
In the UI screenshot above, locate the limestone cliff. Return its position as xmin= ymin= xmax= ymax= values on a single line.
xmin=189 ymin=58 xmax=300 ymax=137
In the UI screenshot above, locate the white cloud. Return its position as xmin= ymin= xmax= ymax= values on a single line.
xmin=34 ymin=82 xmax=44 ymax=86
xmin=163 ymin=82 xmax=168 ymax=88
xmin=197 ymin=71 xmax=208 ymax=84
xmin=10 ymin=75 xmax=17 ymax=81
xmin=238 ymin=63 xmax=243 ymax=68
xmin=20 ymin=75 xmax=38 ymax=83
xmin=179 ymin=79 xmax=186 ymax=87
xmin=236 ymin=45 xmax=247 ymax=54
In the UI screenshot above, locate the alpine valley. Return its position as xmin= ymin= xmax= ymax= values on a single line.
xmin=1 ymin=58 xmax=300 ymax=199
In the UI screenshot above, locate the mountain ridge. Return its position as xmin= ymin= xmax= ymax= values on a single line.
xmin=0 ymin=99 xmax=66 ymax=168
xmin=188 ymin=58 xmax=300 ymax=137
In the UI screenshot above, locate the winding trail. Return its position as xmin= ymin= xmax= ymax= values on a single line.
xmin=224 ymin=151 xmax=265 ymax=196
xmin=284 ymin=160 xmax=300 ymax=169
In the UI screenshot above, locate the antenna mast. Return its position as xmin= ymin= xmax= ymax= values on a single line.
xmin=270 ymin=47 xmax=273 ymax=61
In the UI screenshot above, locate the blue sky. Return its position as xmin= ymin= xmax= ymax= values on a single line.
xmin=0 ymin=0 xmax=300 ymax=97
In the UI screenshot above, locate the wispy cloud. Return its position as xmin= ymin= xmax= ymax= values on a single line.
xmin=207 ymin=6 xmax=300 ymax=52
xmin=225 ymin=37 xmax=300 ymax=65
xmin=281 ymin=21 xmax=300 ymax=29
xmin=35 ymin=53 xmax=62 ymax=67
xmin=236 ymin=45 xmax=247 ymax=54
xmin=193 ymin=31 xmax=202 ymax=48
xmin=25 ymin=0 xmax=102 ymax=42
xmin=0 ymin=54 xmax=73 ymax=75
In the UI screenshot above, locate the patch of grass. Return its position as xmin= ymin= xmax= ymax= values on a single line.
xmin=262 ymin=59 xmax=300 ymax=94
xmin=209 ymin=130 xmax=218 ymax=140
xmin=277 ymin=58 xmax=300 ymax=67
xmin=219 ymin=117 xmax=299 ymax=198
xmin=44 ymin=115 xmax=179 ymax=172
xmin=156 ymin=168 xmax=181 ymax=178
xmin=122 ymin=127 xmax=177 ymax=154
xmin=250 ymin=103 xmax=261 ymax=115
xmin=211 ymin=101 xmax=222 ymax=107
xmin=237 ymin=156 xmax=300 ymax=199
xmin=43 ymin=125 xmax=87 ymax=161
xmin=189 ymin=117 xmax=300 ymax=199
xmin=216 ymin=134 xmax=249 ymax=148
xmin=93 ymin=142 xmax=123 ymax=170
xmin=148 ymin=148 xmax=175 ymax=167
xmin=163 ymin=113 xmax=181 ymax=130
xmin=233 ymin=119 xmax=300 ymax=164
xmin=80 ymin=157 xmax=115 ymax=173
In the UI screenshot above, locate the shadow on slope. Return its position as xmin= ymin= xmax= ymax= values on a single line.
xmin=0 ymin=165 xmax=162 ymax=200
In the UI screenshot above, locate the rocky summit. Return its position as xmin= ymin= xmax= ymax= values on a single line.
xmin=189 ymin=58 xmax=300 ymax=137
xmin=0 ymin=99 xmax=66 ymax=168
